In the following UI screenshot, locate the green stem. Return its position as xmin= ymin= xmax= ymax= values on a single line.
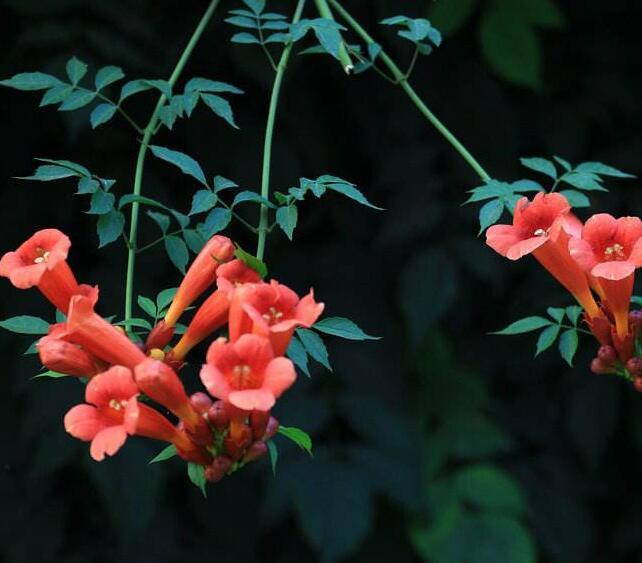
xmin=313 ymin=0 xmax=354 ymax=74
xmin=328 ymin=0 xmax=491 ymax=182
xmin=256 ymin=0 xmax=307 ymax=262
xmin=124 ymin=0 xmax=220 ymax=330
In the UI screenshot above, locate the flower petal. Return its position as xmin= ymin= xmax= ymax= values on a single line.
xmin=200 ymin=364 xmax=232 ymax=401
xmin=234 ymin=334 xmax=274 ymax=372
xmin=64 ymin=404 xmax=108 ymax=441
xmin=86 ymin=365 xmax=138 ymax=408
xmin=90 ymin=425 xmax=128 ymax=461
xmin=591 ymin=260 xmax=636 ymax=281
xmin=263 ymin=357 xmax=296 ymax=398
xmin=228 ymin=388 xmax=275 ymax=411
xmin=568 ymin=236 xmax=597 ymax=272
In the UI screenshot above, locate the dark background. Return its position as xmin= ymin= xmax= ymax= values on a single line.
xmin=1 ymin=1 xmax=642 ymax=562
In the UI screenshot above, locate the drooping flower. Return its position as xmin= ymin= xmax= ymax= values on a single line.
xmin=569 ymin=214 xmax=642 ymax=339
xmin=64 ymin=365 xmax=210 ymax=463
xmin=200 ymin=334 xmax=296 ymax=411
xmin=164 ymin=235 xmax=235 ymax=327
xmin=61 ymin=295 xmax=147 ymax=368
xmin=37 ymin=333 xmax=105 ymax=377
xmin=134 ymin=358 xmax=211 ymax=445
xmin=486 ymin=192 xmax=602 ymax=319
xmin=171 ymin=259 xmax=263 ymax=360
xmin=228 ymin=281 xmax=324 ymax=355
xmin=0 ymin=228 xmax=96 ymax=313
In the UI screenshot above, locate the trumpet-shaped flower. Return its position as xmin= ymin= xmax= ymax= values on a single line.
xmin=486 ymin=193 xmax=602 ymax=319
xmin=569 ymin=214 xmax=642 ymax=339
xmin=200 ymin=334 xmax=296 ymax=411
xmin=228 ymin=281 xmax=324 ymax=355
xmin=171 ymin=259 xmax=263 ymax=360
xmin=0 ymin=228 xmax=95 ymax=313
xmin=62 ymin=295 xmax=147 ymax=368
xmin=164 ymin=235 xmax=235 ymax=327
xmin=37 ymin=334 xmax=104 ymax=377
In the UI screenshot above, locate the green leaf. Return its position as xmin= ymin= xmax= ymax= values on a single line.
xmin=184 ymin=78 xmax=243 ymax=95
xmin=165 ymin=236 xmax=189 ymax=274
xmin=234 ymin=246 xmax=268 ymax=278
xmin=200 ymin=93 xmax=239 ymax=129
xmin=118 ymin=194 xmax=168 ymax=211
xmin=149 ymin=444 xmax=177 ymax=464
xmin=76 ymin=177 xmax=99 ymax=194
xmin=58 ymin=89 xmax=96 ymax=111
xmin=546 ymin=307 xmax=565 ymax=323
xmin=575 ymin=161 xmax=635 ymax=179
xmin=66 ymin=57 xmax=88 ymax=84
xmin=326 ymin=182 xmax=383 ymax=210
xmin=40 ymin=84 xmax=74 ymax=107
xmin=119 ymin=79 xmax=171 ymax=102
xmin=33 ymin=370 xmax=69 ymax=379
xmin=278 ymin=426 xmax=313 ymax=455
xmin=17 ymin=164 xmax=79 ymax=182
xmin=202 ymin=208 xmax=232 ymax=237
xmin=231 ymin=32 xmax=261 ymax=44
xmin=232 ymin=190 xmax=275 ymax=208
xmin=428 ymin=0 xmax=477 ymax=35
xmin=266 ymin=441 xmax=278 ymax=475
xmin=90 ymin=103 xmax=118 ymax=128
xmin=493 ymin=316 xmax=552 ymax=335
xmin=297 ymin=328 xmax=331 ymax=371
xmin=478 ymin=198 xmax=505 ymax=233
xmin=276 ymin=205 xmax=298 ymax=240
xmin=559 ymin=329 xmax=579 ymax=366
xmin=33 ymin=158 xmax=90 ymax=177
xmin=566 ymin=305 xmax=582 ymax=325
xmin=559 ymin=171 xmax=606 ymax=192
xmin=286 ymin=335 xmax=310 ymax=377
xmin=480 ymin=6 xmax=541 ymax=89
xmin=0 ymin=72 xmax=61 ymax=91
xmin=313 ymin=317 xmax=379 ymax=340
xmin=225 ymin=15 xmax=259 ymax=29
xmin=0 ymin=315 xmax=49 ymax=334
xmin=520 ymin=157 xmax=557 ymax=179
xmin=97 ymin=209 xmax=125 ymax=247
xmin=213 ymin=175 xmax=238 ymax=192
xmin=94 ymin=65 xmax=125 ymax=90
xmin=183 ymin=229 xmax=206 ymax=253
xmin=189 ymin=190 xmax=218 ymax=215
xmin=156 ymin=287 xmax=178 ymax=313
xmin=535 ymin=325 xmax=560 ymax=356
xmin=150 ymin=145 xmax=208 ymax=187
xmin=147 ymin=211 xmax=170 ymax=234
xmin=87 ymin=190 xmax=115 ymax=215
xmin=559 ymin=189 xmax=590 ymax=208
xmin=437 ymin=411 xmax=513 ymax=459
xmin=455 ymin=463 xmax=526 ymax=515
xmin=137 ymin=296 xmax=157 ymax=318
xmin=187 ymin=462 xmax=207 ymax=497
xmin=243 ymin=0 xmax=265 ymax=14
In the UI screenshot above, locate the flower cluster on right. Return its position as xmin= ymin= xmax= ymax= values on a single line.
xmin=486 ymin=192 xmax=642 ymax=387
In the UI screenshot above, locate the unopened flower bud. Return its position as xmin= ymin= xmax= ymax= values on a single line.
xmin=635 ymin=377 xmax=642 ymax=393
xmin=190 ymin=392 xmax=213 ymax=415
xmin=204 ymin=455 xmax=232 ymax=482
xmin=626 ymin=357 xmax=642 ymax=377
xmin=250 ymin=410 xmax=270 ymax=439
xmin=262 ymin=416 xmax=279 ymax=441
xmin=597 ymin=345 xmax=617 ymax=365
xmin=590 ymin=358 xmax=615 ymax=375
xmin=224 ymin=426 xmax=252 ymax=461
xmin=146 ymin=320 xmax=175 ymax=351
xmin=148 ymin=347 xmax=165 ymax=361
xmin=629 ymin=310 xmax=642 ymax=330
xmin=242 ymin=441 xmax=268 ymax=463
xmin=207 ymin=400 xmax=230 ymax=430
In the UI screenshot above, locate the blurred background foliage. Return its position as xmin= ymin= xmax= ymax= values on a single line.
xmin=1 ymin=0 xmax=642 ymax=562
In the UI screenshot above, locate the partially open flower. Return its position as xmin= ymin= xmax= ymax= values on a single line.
xmin=164 ymin=235 xmax=235 ymax=327
xmin=486 ymin=193 xmax=602 ymax=320
xmin=62 ymin=295 xmax=147 ymax=368
xmin=200 ymin=334 xmax=296 ymax=411
xmin=0 ymin=228 xmax=95 ymax=313
xmin=569 ymin=214 xmax=642 ymax=339
xmin=229 ymin=281 xmax=324 ymax=355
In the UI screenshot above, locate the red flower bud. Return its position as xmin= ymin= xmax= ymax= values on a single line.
xmin=626 ymin=357 xmax=642 ymax=377
xmin=634 ymin=377 xmax=642 ymax=393
xmin=207 ymin=400 xmax=230 ymax=430
xmin=242 ymin=441 xmax=268 ymax=463
xmin=146 ymin=320 xmax=175 ymax=351
xmin=591 ymin=358 xmax=615 ymax=375
xmin=37 ymin=335 xmax=103 ymax=377
xmin=250 ymin=410 xmax=270 ymax=440
xmin=224 ymin=425 xmax=252 ymax=461
xmin=205 ymin=455 xmax=232 ymax=482
xmin=262 ymin=416 xmax=279 ymax=441
xmin=190 ymin=392 xmax=213 ymax=415
xmin=597 ymin=345 xmax=617 ymax=365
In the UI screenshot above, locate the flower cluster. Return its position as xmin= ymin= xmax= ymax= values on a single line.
xmin=0 ymin=229 xmax=324 ymax=482
xmin=486 ymin=192 xmax=642 ymax=387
